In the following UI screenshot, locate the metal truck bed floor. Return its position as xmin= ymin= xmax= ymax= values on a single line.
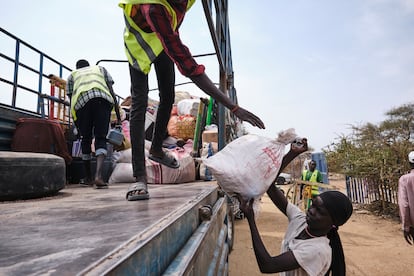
xmin=0 ymin=181 xmax=219 ymax=275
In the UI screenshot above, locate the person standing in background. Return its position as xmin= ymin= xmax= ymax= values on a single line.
xmin=118 ymin=0 xmax=265 ymax=201
xmin=66 ymin=59 xmax=119 ymax=189
xmin=398 ymin=151 xmax=414 ymax=245
xmin=301 ymin=159 xmax=323 ymax=209
xmin=302 ymin=160 xmax=323 ymax=183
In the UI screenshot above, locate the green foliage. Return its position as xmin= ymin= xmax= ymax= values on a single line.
xmin=324 ymin=103 xmax=414 ymax=186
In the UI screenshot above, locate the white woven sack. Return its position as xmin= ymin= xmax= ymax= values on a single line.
xmin=177 ymin=98 xmax=200 ymax=116
xmin=203 ymin=128 xmax=297 ymax=200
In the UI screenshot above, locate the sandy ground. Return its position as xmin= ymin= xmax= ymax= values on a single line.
xmin=228 ymin=175 xmax=414 ymax=276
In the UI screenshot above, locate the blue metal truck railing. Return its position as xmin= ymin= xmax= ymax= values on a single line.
xmin=0 ymin=27 xmax=74 ymax=150
xmin=0 ymin=28 xmax=124 ymax=151
xmin=202 ymin=0 xmax=239 ymax=150
xmin=0 ymin=27 xmax=72 ymax=116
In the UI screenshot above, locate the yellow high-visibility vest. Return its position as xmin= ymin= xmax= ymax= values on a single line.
xmin=70 ymin=66 xmax=111 ymax=120
xmin=302 ymin=169 xmax=321 ymax=198
xmin=302 ymin=169 xmax=320 ymax=182
xmin=119 ymin=0 xmax=195 ymax=74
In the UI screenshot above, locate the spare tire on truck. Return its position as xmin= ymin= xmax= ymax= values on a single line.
xmin=0 ymin=152 xmax=65 ymax=201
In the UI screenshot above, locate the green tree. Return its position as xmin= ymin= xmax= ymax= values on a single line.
xmin=324 ymin=103 xmax=414 ymax=214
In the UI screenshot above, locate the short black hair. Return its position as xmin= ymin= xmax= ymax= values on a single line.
xmin=76 ymin=59 xmax=90 ymax=69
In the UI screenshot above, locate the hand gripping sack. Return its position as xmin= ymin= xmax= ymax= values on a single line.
xmin=203 ymin=129 xmax=297 ymax=200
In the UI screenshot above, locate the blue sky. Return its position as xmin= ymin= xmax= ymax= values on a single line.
xmin=1 ymin=0 xmax=414 ymax=152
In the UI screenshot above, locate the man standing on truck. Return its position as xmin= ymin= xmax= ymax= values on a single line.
xmin=118 ymin=1 xmax=265 ymax=201
xmin=66 ymin=59 xmax=119 ymax=189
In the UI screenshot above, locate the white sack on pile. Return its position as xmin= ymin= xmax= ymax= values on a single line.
xmin=203 ymin=128 xmax=298 ymax=201
xmin=174 ymin=91 xmax=192 ymax=104
xmin=177 ymin=98 xmax=199 ymax=117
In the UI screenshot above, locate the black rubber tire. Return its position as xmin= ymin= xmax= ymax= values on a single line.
xmin=0 ymin=152 xmax=65 ymax=201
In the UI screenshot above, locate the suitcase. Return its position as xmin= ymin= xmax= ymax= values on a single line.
xmin=11 ymin=118 xmax=72 ymax=164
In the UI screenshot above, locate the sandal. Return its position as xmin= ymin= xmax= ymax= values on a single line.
xmin=148 ymin=152 xmax=180 ymax=169
xmin=126 ymin=182 xmax=149 ymax=201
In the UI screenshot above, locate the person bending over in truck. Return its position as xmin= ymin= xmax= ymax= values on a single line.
xmin=66 ymin=59 xmax=120 ymax=189
xmin=118 ymin=1 xmax=265 ymax=201
xmin=238 ymin=139 xmax=353 ymax=276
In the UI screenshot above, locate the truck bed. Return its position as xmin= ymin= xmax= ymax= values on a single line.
xmin=0 ymin=181 xmax=225 ymax=275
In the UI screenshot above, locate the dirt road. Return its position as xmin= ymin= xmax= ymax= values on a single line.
xmin=228 ymin=176 xmax=413 ymax=276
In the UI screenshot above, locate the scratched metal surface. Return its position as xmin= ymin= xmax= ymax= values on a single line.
xmin=0 ymin=182 xmax=218 ymax=275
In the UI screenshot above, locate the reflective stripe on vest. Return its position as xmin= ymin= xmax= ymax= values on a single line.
xmin=119 ymin=0 xmax=195 ymax=74
xmin=302 ymin=169 xmax=320 ymax=182
xmin=70 ymin=66 xmax=111 ymax=120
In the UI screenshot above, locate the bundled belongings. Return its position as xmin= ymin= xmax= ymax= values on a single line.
xmin=108 ymin=93 xmax=199 ymax=184
xmin=199 ymin=141 xmax=217 ymax=181
xmin=12 ymin=118 xmax=72 ymax=164
xmin=168 ymin=96 xmax=201 ymax=142
xmin=109 ymin=140 xmax=196 ymax=184
xmin=203 ymin=128 xmax=300 ymax=212
xmin=168 ymin=115 xmax=197 ymax=141
xmin=177 ymin=98 xmax=199 ymax=117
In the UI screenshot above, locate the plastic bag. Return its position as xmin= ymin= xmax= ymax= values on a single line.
xmin=203 ymin=128 xmax=298 ymax=201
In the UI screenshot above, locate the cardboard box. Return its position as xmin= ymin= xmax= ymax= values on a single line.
xmin=202 ymin=130 xmax=218 ymax=144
